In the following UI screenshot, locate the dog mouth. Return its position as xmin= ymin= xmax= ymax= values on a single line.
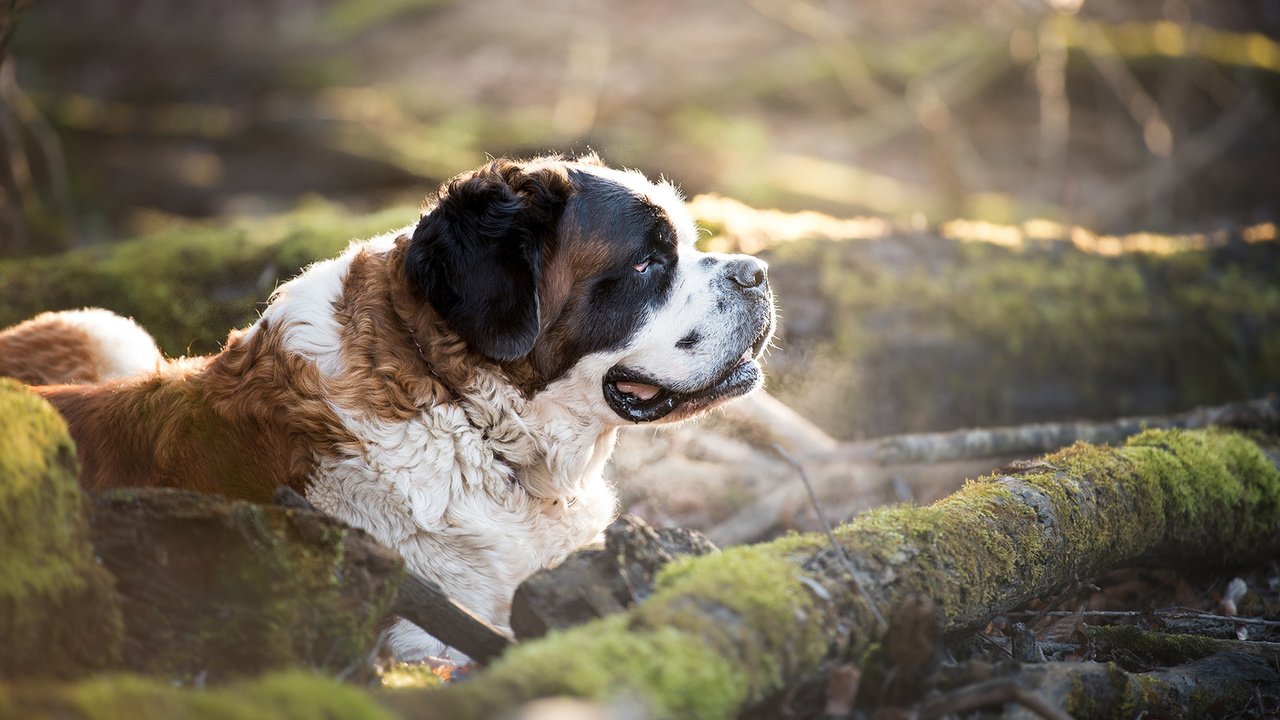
xmin=603 ymin=327 xmax=770 ymax=423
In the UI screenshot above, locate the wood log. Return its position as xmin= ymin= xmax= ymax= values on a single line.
xmin=825 ymin=395 xmax=1280 ymax=466
xmin=373 ymin=427 xmax=1280 ymax=719
xmin=88 ymin=487 xmax=404 ymax=682
xmin=393 ymin=574 xmax=512 ymax=665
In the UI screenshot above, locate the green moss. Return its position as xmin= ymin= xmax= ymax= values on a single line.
xmin=406 ymin=429 xmax=1279 ymax=719
xmin=758 ymin=232 xmax=1280 ymax=438
xmin=0 ymin=380 xmax=82 ymax=600
xmin=781 ymin=428 xmax=1277 ymax=651
xmin=0 ymin=671 xmax=394 ymax=720
xmin=409 ymin=546 xmax=834 ymax=720
xmin=816 ymin=483 xmax=1046 ymax=628
xmin=0 ymin=201 xmax=415 ymax=356
xmin=1090 ymin=625 xmax=1220 ymax=666
xmin=0 ymin=380 xmax=122 ymax=678
xmin=379 ymin=662 xmax=444 ymax=689
xmin=641 ymin=546 xmax=828 ymax=693
xmin=321 ymin=0 xmax=449 ymax=36
xmin=460 ymin=617 xmax=747 ymax=720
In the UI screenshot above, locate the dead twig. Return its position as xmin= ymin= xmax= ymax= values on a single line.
xmin=1005 ymin=609 xmax=1280 ymax=628
xmin=773 ymin=443 xmax=886 ymax=631
xmin=709 ymin=396 xmax=1280 ymax=546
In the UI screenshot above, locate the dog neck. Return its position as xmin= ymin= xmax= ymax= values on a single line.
xmin=253 ymin=232 xmax=617 ymax=506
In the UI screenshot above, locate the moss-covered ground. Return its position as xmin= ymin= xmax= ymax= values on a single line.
xmin=0 ymin=202 xmax=415 ymax=357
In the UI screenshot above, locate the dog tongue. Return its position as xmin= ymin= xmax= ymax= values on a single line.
xmin=616 ymin=381 xmax=661 ymax=401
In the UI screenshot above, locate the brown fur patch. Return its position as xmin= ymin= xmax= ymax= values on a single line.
xmin=522 ymin=219 xmax=629 ymax=388
xmin=0 ymin=314 xmax=105 ymax=385
xmin=330 ymin=239 xmax=474 ymax=422
xmin=38 ymin=323 xmax=356 ymax=503
xmin=29 ymin=237 xmax=519 ymax=502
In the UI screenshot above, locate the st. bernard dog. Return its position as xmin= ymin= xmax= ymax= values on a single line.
xmin=0 ymin=155 xmax=775 ymax=661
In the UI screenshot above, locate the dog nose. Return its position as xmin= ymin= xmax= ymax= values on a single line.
xmin=726 ymin=257 xmax=767 ymax=289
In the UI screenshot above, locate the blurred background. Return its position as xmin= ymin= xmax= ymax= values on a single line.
xmin=1 ymin=0 xmax=1278 ymax=449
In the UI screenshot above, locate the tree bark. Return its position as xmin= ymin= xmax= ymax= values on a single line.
xmin=1084 ymin=624 xmax=1280 ymax=665
xmin=89 ymin=487 xmax=404 ymax=682
xmin=378 ymin=427 xmax=1280 ymax=719
xmin=1007 ymin=653 xmax=1279 ymax=720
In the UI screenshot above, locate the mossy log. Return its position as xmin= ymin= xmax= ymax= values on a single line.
xmin=87 ymin=487 xmax=404 ymax=683
xmin=1084 ymin=624 xmax=1280 ymax=666
xmin=0 ymin=203 xmax=412 ymax=356
xmin=734 ymin=208 xmax=1280 ymax=439
xmin=0 ymin=379 xmax=122 ymax=679
xmin=1009 ymin=653 xmax=1279 ymax=720
xmin=5 ymin=431 xmax=1278 ymax=720
xmin=375 ymin=428 xmax=1280 ymax=719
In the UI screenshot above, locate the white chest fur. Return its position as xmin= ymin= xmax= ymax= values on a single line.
xmin=305 ymin=395 xmax=619 ymax=660
xmin=262 ymin=235 xmax=620 ymax=660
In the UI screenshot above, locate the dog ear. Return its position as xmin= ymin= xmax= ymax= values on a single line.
xmin=406 ymin=160 xmax=572 ymax=362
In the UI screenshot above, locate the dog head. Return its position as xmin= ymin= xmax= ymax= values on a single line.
xmin=406 ymin=155 xmax=774 ymax=424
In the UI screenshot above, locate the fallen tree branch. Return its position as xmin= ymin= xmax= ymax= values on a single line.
xmin=393 ymin=574 xmax=512 ymax=665
xmin=709 ymin=395 xmax=1280 ymax=545
xmin=1006 ymin=608 xmax=1280 ymax=628
xmin=1011 ymin=653 xmax=1279 ymax=720
xmin=375 ymin=427 xmax=1280 ymax=719
xmin=824 ymin=395 xmax=1280 ymax=466
xmin=1084 ymin=624 xmax=1280 ymax=665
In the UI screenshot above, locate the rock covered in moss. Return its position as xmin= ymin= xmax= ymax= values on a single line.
xmin=88 ymin=488 xmax=404 ymax=683
xmin=0 ymin=378 xmax=123 ymax=679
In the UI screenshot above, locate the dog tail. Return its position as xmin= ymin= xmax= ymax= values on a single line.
xmin=0 ymin=308 xmax=163 ymax=385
